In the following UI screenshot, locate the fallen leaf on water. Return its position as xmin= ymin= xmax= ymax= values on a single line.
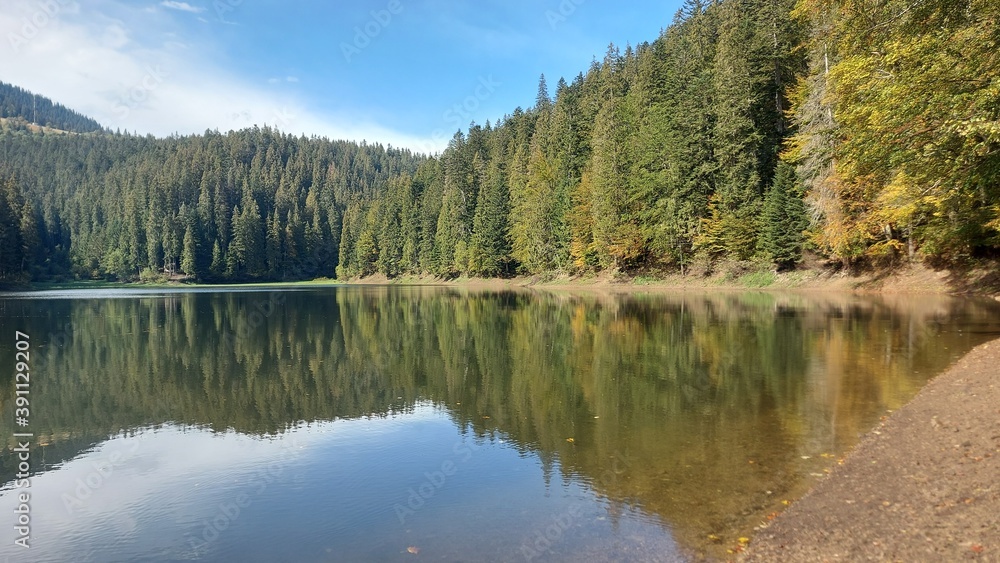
xmin=566 ymin=438 xmax=575 ymax=443
xmin=407 ymin=546 xmax=420 ymax=554
xmin=707 ymin=534 xmax=721 ymax=542
xmin=738 ymin=537 xmax=750 ymax=544
xmin=482 ymin=415 xmax=490 ymax=419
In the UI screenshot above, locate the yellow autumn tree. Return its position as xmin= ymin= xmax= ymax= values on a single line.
xmin=803 ymin=0 xmax=1000 ymax=261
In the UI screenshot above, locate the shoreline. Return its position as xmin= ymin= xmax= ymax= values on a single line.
xmin=740 ymin=339 xmax=1000 ymax=562
xmin=10 ymin=261 xmax=1000 ymax=298
xmin=347 ymin=261 xmax=1000 ymax=298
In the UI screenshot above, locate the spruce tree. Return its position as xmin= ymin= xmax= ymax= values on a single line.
xmin=181 ymin=223 xmax=198 ymax=278
xmin=761 ymin=162 xmax=808 ymax=269
xmin=0 ymin=175 xmax=25 ymax=281
xmin=469 ymin=132 xmax=512 ymax=277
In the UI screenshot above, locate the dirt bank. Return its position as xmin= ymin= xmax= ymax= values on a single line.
xmin=741 ymin=339 xmax=1000 ymax=562
xmin=350 ymin=261 xmax=1000 ymax=298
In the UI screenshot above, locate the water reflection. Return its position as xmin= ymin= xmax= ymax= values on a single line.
xmin=0 ymin=287 xmax=997 ymax=560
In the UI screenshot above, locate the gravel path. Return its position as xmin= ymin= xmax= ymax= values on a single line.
xmin=741 ymin=339 xmax=1000 ymax=562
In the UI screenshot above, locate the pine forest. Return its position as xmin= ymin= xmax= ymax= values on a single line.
xmin=0 ymin=0 xmax=996 ymax=284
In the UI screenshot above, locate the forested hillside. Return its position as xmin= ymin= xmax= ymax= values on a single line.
xmin=0 ymin=0 xmax=996 ymax=284
xmin=0 ymin=82 xmax=104 ymax=134
xmin=0 ymin=129 xmax=422 ymax=282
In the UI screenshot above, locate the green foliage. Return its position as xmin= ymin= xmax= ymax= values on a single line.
xmin=0 ymin=182 xmax=24 ymax=280
xmin=761 ymin=162 xmax=809 ymax=269
xmin=0 ymin=126 xmax=422 ymax=282
xmin=796 ymin=0 xmax=1000 ymax=262
xmin=469 ymin=133 xmax=514 ymax=277
xmin=3 ymin=0 xmax=995 ymax=281
xmin=736 ymin=270 xmax=778 ymax=288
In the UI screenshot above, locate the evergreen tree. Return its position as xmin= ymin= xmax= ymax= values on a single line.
xmin=265 ymin=213 xmax=281 ymax=279
xmin=18 ymin=200 xmax=40 ymax=277
xmin=227 ymin=194 xmax=265 ymax=279
xmin=210 ymin=240 xmax=225 ymax=278
xmin=535 ymin=74 xmax=552 ymax=113
xmin=181 ymin=223 xmax=198 ymax=278
xmin=0 ymin=175 xmax=25 ymax=281
xmin=634 ymin=5 xmax=716 ymax=271
xmin=761 ymin=162 xmax=808 ymax=269
xmin=589 ymin=44 xmax=643 ymax=269
xmin=469 ymin=133 xmax=513 ymax=277
xmin=698 ymin=0 xmax=803 ymax=260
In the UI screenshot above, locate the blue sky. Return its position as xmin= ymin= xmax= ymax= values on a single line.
xmin=1 ymin=0 xmax=682 ymax=152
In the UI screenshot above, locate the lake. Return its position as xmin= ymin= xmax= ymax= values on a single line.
xmin=0 ymin=286 xmax=998 ymax=562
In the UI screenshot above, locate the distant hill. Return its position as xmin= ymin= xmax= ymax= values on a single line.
xmin=0 ymin=81 xmax=104 ymax=133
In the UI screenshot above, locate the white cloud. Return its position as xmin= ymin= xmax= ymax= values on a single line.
xmin=160 ymin=1 xmax=204 ymax=14
xmin=0 ymin=0 xmax=445 ymax=153
xmin=0 ymin=425 xmax=316 ymax=561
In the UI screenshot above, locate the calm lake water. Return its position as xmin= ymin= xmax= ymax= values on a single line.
xmin=0 ymin=286 xmax=998 ymax=562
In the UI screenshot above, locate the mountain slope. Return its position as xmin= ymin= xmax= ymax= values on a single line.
xmin=0 ymin=82 xmax=104 ymax=134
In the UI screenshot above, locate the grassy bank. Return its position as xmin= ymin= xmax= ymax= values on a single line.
xmin=10 ymin=260 xmax=999 ymax=297
xmin=346 ymin=260 xmax=1000 ymax=297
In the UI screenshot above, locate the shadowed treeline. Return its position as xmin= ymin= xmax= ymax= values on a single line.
xmin=1 ymin=288 xmax=997 ymax=558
